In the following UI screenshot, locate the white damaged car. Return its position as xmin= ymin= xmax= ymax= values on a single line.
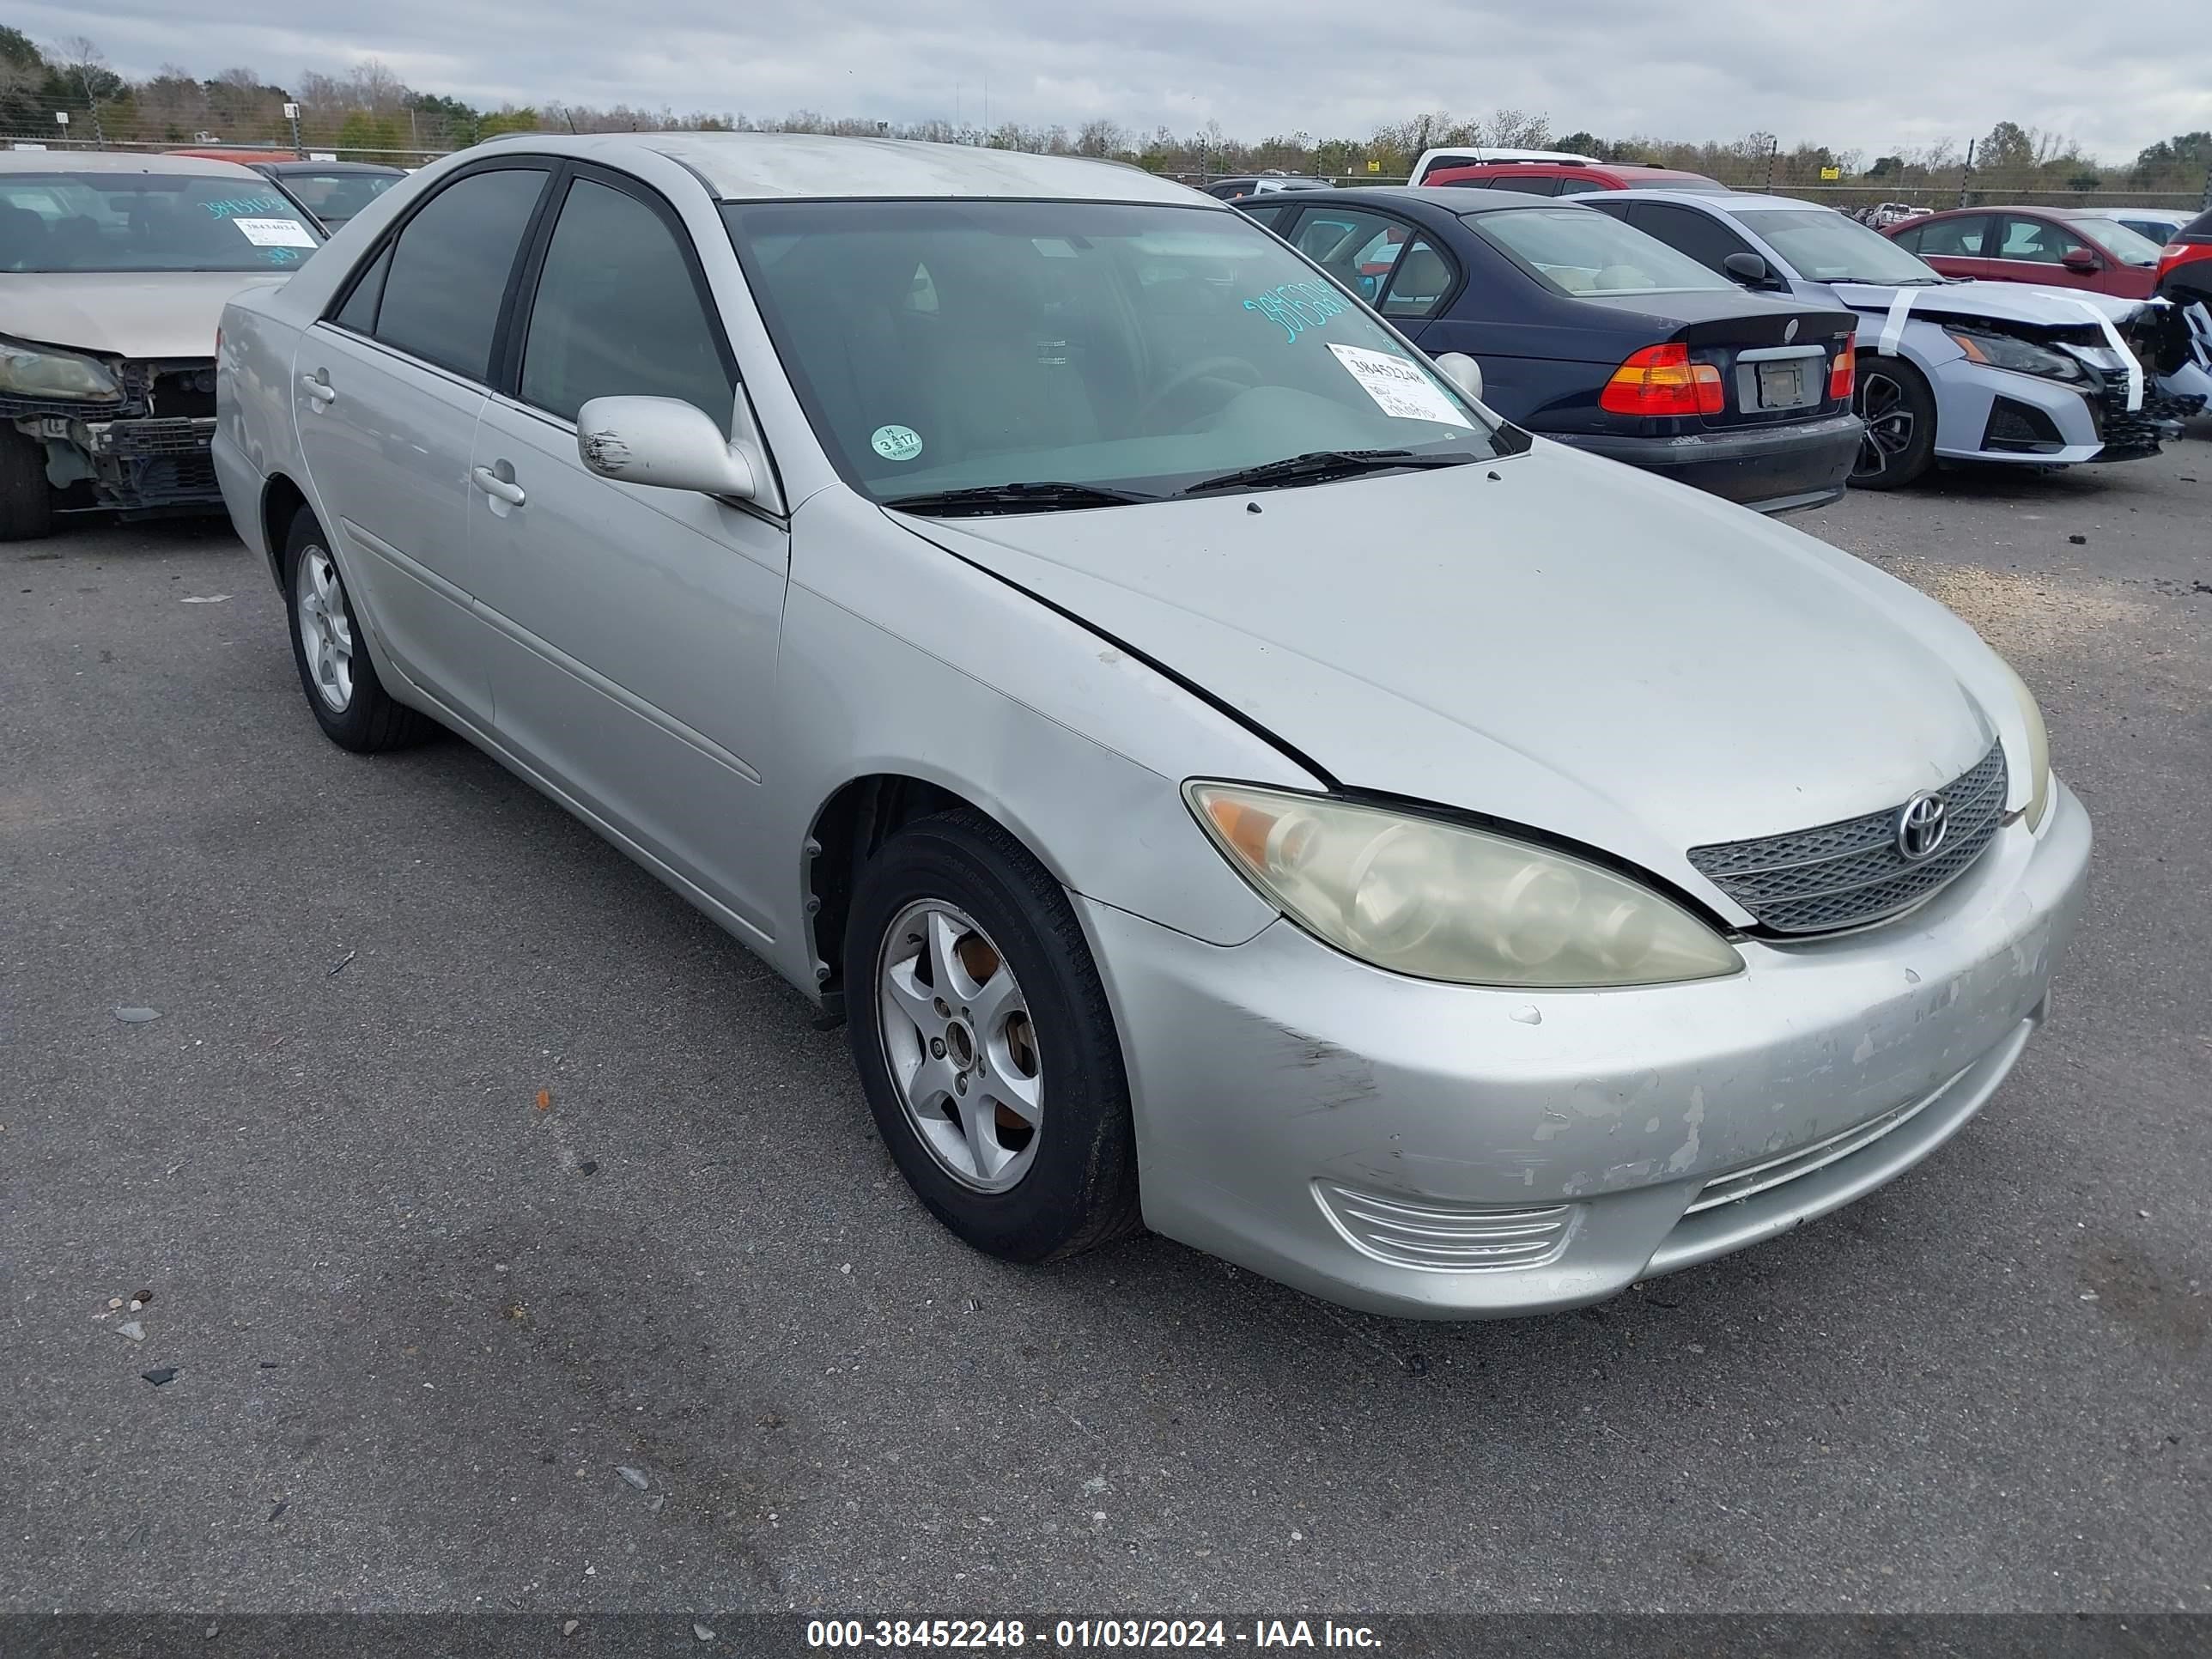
xmin=1587 ymin=190 xmax=2208 ymax=489
xmin=1 ymin=151 xmax=321 ymax=540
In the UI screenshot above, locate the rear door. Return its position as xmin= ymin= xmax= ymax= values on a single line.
xmin=1887 ymin=213 xmax=1994 ymax=282
xmin=294 ymin=161 xmax=552 ymax=723
xmin=467 ymin=164 xmax=789 ymax=936
xmin=1986 ymin=213 xmax=2097 ymax=289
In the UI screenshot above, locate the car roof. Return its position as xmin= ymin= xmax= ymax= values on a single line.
xmin=478 ymin=130 xmax=1200 ymax=204
xmin=1596 ymin=188 xmax=1831 ymax=214
xmin=258 ymin=159 xmax=406 ymax=176
xmin=1284 ymin=185 xmax=1569 ymax=211
xmin=0 ymin=149 xmax=264 ymax=177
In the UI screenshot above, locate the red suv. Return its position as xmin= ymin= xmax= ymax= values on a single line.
xmin=1881 ymin=207 xmax=2165 ymax=299
xmin=2155 ymin=208 xmax=2212 ymax=308
xmin=1422 ymin=161 xmax=1724 ymax=197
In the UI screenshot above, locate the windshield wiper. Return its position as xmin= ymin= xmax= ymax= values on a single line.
xmin=882 ymin=481 xmax=1159 ymax=516
xmin=1182 ymin=448 xmax=1478 ymax=496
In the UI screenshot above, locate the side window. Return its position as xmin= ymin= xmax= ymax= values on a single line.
xmin=1554 ymin=176 xmax=1607 ymax=196
xmin=1623 ymin=202 xmax=1756 ymax=275
xmin=1240 ymin=203 xmax=1290 ymax=232
xmin=520 ymin=177 xmax=736 ymax=430
xmin=373 ymin=167 xmax=549 ymax=380
xmin=1290 ymin=208 xmax=1414 ymax=303
xmin=1502 ymin=173 xmax=1563 ymax=196
xmin=1996 ymin=215 xmax=2085 ymax=264
xmin=331 ymin=243 xmax=392 ymax=334
xmin=1377 ymin=237 xmax=1456 ymax=317
xmin=1911 ymin=216 xmax=1989 ymax=256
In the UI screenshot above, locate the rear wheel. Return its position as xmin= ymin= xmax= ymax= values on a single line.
xmin=1850 ymin=356 xmax=1938 ymax=489
xmin=845 ymin=810 xmax=1143 ymax=1263
xmin=283 ymin=508 xmax=435 ymax=751
xmin=0 ymin=427 xmax=56 ymax=542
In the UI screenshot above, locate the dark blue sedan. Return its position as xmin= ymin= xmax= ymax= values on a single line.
xmin=1236 ymin=186 xmax=1865 ymax=513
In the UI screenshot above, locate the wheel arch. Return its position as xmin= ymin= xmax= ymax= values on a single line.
xmin=804 ymin=772 xmax=993 ymax=1021
xmin=259 ymin=471 xmax=312 ymax=588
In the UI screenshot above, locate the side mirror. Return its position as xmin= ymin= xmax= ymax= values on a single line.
xmin=1431 ymin=350 xmax=1484 ymax=404
xmin=2060 ymin=246 xmax=2101 ymax=274
xmin=575 ymin=396 xmax=757 ymax=500
xmin=1723 ymin=251 xmax=1771 ymax=287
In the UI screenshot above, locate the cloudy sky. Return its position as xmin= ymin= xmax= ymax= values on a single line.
xmin=19 ymin=0 xmax=2212 ymax=162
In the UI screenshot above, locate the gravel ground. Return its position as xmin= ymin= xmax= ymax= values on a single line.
xmin=3 ymin=437 xmax=2208 ymax=1619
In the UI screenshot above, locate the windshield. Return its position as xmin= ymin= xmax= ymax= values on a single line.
xmin=1468 ymin=205 xmax=1734 ymax=295
xmin=273 ymin=169 xmax=399 ymax=224
xmin=722 ymin=198 xmax=1516 ymax=504
xmin=0 ymin=172 xmax=322 ymax=273
xmin=2064 ymin=216 xmax=2164 ymax=267
xmin=1737 ymin=207 xmax=1942 ymax=286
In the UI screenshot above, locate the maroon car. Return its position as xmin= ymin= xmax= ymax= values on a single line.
xmin=1881 ymin=207 xmax=2165 ymax=300
xmin=1422 ymin=161 xmax=1723 ymax=198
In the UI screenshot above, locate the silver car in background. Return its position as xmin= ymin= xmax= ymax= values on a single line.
xmin=215 ymin=134 xmax=2089 ymax=1319
xmin=1584 ymin=189 xmax=2201 ymax=488
xmin=2 ymin=151 xmax=322 ymax=539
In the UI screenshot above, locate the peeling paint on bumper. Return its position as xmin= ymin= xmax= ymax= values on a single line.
xmin=1083 ymin=778 xmax=2092 ymax=1319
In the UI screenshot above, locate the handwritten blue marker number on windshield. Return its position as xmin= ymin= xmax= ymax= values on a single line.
xmin=1243 ymin=281 xmax=1352 ymax=344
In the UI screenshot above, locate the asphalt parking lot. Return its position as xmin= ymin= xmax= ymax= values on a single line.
xmin=3 ymin=439 xmax=2209 ymax=1620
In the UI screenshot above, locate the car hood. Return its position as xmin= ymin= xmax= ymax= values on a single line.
xmin=0 ymin=271 xmax=293 ymax=361
xmin=895 ymin=441 xmax=2001 ymax=884
xmin=1823 ymin=277 xmax=2145 ymax=328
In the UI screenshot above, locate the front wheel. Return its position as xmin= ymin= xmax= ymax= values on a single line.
xmin=283 ymin=508 xmax=435 ymax=751
xmin=845 ymin=810 xmax=1143 ymax=1263
xmin=1850 ymin=355 xmax=1938 ymax=489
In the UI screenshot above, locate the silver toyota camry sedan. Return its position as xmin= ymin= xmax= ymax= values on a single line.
xmin=214 ymin=133 xmax=2090 ymax=1319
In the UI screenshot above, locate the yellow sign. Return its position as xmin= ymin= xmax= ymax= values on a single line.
xmin=1367 ymin=158 xmax=1382 ymax=173
xmin=1820 ymin=166 xmax=1842 ymax=180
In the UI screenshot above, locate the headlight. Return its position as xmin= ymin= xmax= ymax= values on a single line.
xmin=1187 ymin=783 xmax=1742 ymax=988
xmin=0 ymin=337 xmax=123 ymax=403
xmin=1995 ymin=658 xmax=2051 ymax=830
xmin=1944 ymin=328 xmax=2084 ymax=384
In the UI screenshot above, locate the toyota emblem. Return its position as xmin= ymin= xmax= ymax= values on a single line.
xmin=1896 ymin=791 xmax=1948 ymax=861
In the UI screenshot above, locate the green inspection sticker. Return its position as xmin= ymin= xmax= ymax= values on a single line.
xmin=871 ymin=424 xmax=923 ymax=463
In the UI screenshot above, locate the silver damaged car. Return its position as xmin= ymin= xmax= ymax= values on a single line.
xmin=214 ymin=134 xmax=2092 ymax=1318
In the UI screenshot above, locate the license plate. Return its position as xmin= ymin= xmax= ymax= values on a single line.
xmin=1757 ymin=362 xmax=1813 ymax=409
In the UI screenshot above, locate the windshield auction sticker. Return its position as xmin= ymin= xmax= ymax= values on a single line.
xmin=871 ymin=424 xmax=924 ymax=463
xmin=1325 ymin=343 xmax=1473 ymax=428
xmin=231 ymin=217 xmax=318 ymax=249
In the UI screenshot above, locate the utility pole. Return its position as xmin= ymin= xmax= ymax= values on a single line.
xmin=2202 ymin=161 xmax=2211 ymax=213
xmin=73 ymin=64 xmax=106 ymax=148
xmin=284 ymin=101 xmax=303 ymax=158
xmin=1764 ymin=137 xmax=1778 ymax=193
xmin=1958 ymin=137 xmax=1975 ymax=208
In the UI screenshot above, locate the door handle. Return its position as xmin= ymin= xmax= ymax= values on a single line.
xmin=471 ymin=465 xmax=526 ymax=507
xmin=302 ymin=371 xmax=336 ymax=405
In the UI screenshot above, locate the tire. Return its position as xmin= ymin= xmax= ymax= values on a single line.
xmin=0 ymin=427 xmax=56 ymax=542
xmin=845 ymin=809 xmax=1143 ymax=1263
xmin=1850 ymin=354 xmax=1939 ymax=489
xmin=283 ymin=507 xmax=435 ymax=752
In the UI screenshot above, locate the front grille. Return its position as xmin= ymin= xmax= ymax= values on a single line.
xmin=1313 ymin=1182 xmax=1571 ymax=1273
xmin=1687 ymin=743 xmax=2008 ymax=935
xmin=99 ymin=417 xmax=215 ymax=458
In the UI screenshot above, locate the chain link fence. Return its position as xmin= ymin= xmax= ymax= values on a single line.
xmin=8 ymin=94 xmax=2209 ymax=216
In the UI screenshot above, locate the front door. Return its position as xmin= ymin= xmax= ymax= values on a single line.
xmin=466 ymin=170 xmax=789 ymax=939
xmin=293 ymin=163 xmax=552 ymax=724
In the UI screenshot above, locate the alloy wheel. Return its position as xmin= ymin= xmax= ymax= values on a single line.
xmin=1856 ymin=371 xmax=1914 ymax=478
xmin=875 ymin=900 xmax=1043 ymax=1192
xmin=295 ymin=544 xmax=355 ymax=713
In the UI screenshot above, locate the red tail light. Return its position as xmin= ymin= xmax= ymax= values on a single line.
xmin=1599 ymin=343 xmax=1723 ymax=416
xmin=1828 ymin=341 xmax=1855 ymax=402
xmin=2157 ymin=241 xmax=2212 ymax=282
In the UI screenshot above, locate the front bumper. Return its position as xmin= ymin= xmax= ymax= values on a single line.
xmin=1085 ymin=778 xmax=2091 ymax=1319
xmin=7 ymin=381 xmax=222 ymax=515
xmin=1547 ymin=412 xmax=1863 ymax=514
